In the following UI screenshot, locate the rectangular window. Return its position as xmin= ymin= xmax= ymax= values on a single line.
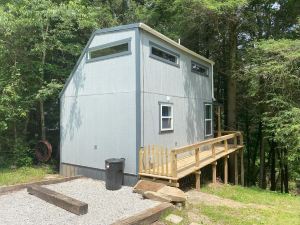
xmin=191 ymin=61 xmax=209 ymax=76
xmin=150 ymin=42 xmax=179 ymax=67
xmin=87 ymin=38 xmax=131 ymax=62
xmin=160 ymin=103 xmax=173 ymax=132
xmin=205 ymin=104 xmax=212 ymax=137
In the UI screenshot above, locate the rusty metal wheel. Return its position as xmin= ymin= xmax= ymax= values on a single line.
xmin=35 ymin=140 xmax=52 ymax=162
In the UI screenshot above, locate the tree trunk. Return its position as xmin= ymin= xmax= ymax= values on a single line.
xmin=226 ymin=19 xmax=237 ymax=130
xmin=227 ymin=19 xmax=238 ymax=183
xmin=283 ymin=149 xmax=289 ymax=193
xmin=13 ymin=121 xmax=17 ymax=144
xmin=40 ymin=100 xmax=46 ymax=140
xmin=284 ymin=163 xmax=289 ymax=193
xmin=278 ymin=149 xmax=284 ymax=193
xmin=259 ymin=132 xmax=266 ymax=189
xmin=270 ymin=141 xmax=276 ymax=191
xmin=40 ymin=24 xmax=48 ymax=141
xmin=245 ymin=111 xmax=251 ymax=186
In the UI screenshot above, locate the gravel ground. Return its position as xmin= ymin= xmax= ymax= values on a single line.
xmin=0 ymin=178 xmax=159 ymax=225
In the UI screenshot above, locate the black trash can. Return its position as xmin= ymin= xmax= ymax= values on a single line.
xmin=105 ymin=158 xmax=125 ymax=190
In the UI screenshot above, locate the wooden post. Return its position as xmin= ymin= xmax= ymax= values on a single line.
xmin=152 ymin=145 xmax=155 ymax=173
xmin=195 ymin=170 xmax=201 ymax=191
xmin=165 ymin=148 xmax=169 ymax=176
xmin=171 ymin=151 xmax=177 ymax=178
xmin=160 ymin=147 xmax=164 ymax=175
xmin=217 ymin=106 xmax=221 ymax=137
xmin=139 ymin=148 xmax=144 ymax=173
xmin=147 ymin=145 xmax=150 ymax=173
xmin=234 ymin=136 xmax=237 ymax=147
xmin=212 ymin=162 xmax=217 ymax=184
xmin=212 ymin=144 xmax=216 ymax=158
xmin=234 ymin=151 xmax=238 ymax=185
xmin=156 ymin=146 xmax=160 ymax=175
xmin=224 ymin=139 xmax=228 ymax=153
xmin=240 ymin=134 xmax=244 ymax=146
xmin=240 ymin=148 xmax=244 ymax=186
xmin=195 ymin=148 xmax=200 ymax=167
xmin=224 ymin=156 xmax=228 ymax=185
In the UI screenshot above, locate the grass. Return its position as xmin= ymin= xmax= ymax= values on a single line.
xmin=0 ymin=165 xmax=55 ymax=186
xmin=161 ymin=185 xmax=300 ymax=225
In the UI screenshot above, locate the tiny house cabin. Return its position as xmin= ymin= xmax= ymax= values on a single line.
xmin=59 ymin=23 xmax=215 ymax=185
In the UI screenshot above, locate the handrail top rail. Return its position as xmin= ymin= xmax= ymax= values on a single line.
xmin=171 ymin=132 xmax=242 ymax=155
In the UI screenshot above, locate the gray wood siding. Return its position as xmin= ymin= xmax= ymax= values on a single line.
xmin=140 ymin=30 xmax=213 ymax=149
xmin=60 ymin=29 xmax=137 ymax=174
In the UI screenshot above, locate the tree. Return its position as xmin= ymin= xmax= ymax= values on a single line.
xmin=240 ymin=39 xmax=300 ymax=192
xmin=0 ymin=0 xmax=116 ymax=166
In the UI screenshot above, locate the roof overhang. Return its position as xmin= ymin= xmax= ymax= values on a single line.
xmin=138 ymin=23 xmax=215 ymax=65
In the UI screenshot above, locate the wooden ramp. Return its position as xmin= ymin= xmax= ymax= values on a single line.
xmin=138 ymin=132 xmax=244 ymax=188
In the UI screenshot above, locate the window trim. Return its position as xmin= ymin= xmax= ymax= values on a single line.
xmin=204 ymin=103 xmax=213 ymax=137
xmin=149 ymin=41 xmax=180 ymax=67
xmin=86 ymin=38 xmax=132 ymax=63
xmin=159 ymin=103 xmax=174 ymax=132
xmin=191 ymin=60 xmax=209 ymax=77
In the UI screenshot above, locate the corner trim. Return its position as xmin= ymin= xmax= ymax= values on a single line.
xmin=135 ymin=28 xmax=141 ymax=175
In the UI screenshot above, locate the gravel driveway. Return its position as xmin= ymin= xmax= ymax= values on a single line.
xmin=0 ymin=178 xmax=159 ymax=225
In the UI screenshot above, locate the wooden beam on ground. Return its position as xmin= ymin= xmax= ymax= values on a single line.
xmin=195 ymin=170 xmax=201 ymax=191
xmin=234 ymin=152 xmax=238 ymax=185
xmin=224 ymin=156 xmax=228 ymax=185
xmin=240 ymin=148 xmax=244 ymax=186
xmin=111 ymin=203 xmax=173 ymax=225
xmin=140 ymin=177 xmax=179 ymax=187
xmin=0 ymin=176 xmax=83 ymax=196
xmin=212 ymin=162 xmax=217 ymax=184
xmin=27 ymin=185 xmax=88 ymax=215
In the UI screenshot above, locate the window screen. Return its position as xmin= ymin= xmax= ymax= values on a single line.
xmin=89 ymin=42 xmax=129 ymax=60
xmin=152 ymin=47 xmax=177 ymax=63
xmin=191 ymin=61 xmax=209 ymax=76
xmin=205 ymin=104 xmax=212 ymax=136
xmin=150 ymin=42 xmax=179 ymax=66
xmin=160 ymin=104 xmax=173 ymax=131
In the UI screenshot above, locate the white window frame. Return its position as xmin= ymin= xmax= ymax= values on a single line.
xmin=204 ymin=103 xmax=213 ymax=137
xmin=160 ymin=103 xmax=174 ymax=132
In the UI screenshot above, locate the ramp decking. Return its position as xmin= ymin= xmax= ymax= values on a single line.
xmin=139 ymin=132 xmax=244 ymax=188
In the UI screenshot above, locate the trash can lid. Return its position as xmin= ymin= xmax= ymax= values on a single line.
xmin=105 ymin=158 xmax=125 ymax=164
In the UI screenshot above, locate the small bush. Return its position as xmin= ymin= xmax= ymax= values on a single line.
xmin=13 ymin=138 xmax=34 ymax=167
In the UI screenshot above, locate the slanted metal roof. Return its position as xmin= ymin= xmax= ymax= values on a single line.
xmin=59 ymin=23 xmax=214 ymax=98
xmin=93 ymin=23 xmax=214 ymax=65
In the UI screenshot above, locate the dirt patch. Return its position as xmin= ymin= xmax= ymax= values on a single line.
xmin=187 ymin=190 xmax=268 ymax=209
xmin=188 ymin=211 xmax=214 ymax=225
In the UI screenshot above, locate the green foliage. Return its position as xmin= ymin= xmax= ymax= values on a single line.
xmin=241 ymin=38 xmax=300 ymax=179
xmin=0 ymin=0 xmax=299 ymax=191
xmin=13 ymin=139 xmax=33 ymax=167
xmin=162 ymin=185 xmax=300 ymax=225
xmin=0 ymin=165 xmax=54 ymax=186
xmin=0 ymin=0 xmax=117 ymax=166
xmin=201 ymin=0 xmax=248 ymax=13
